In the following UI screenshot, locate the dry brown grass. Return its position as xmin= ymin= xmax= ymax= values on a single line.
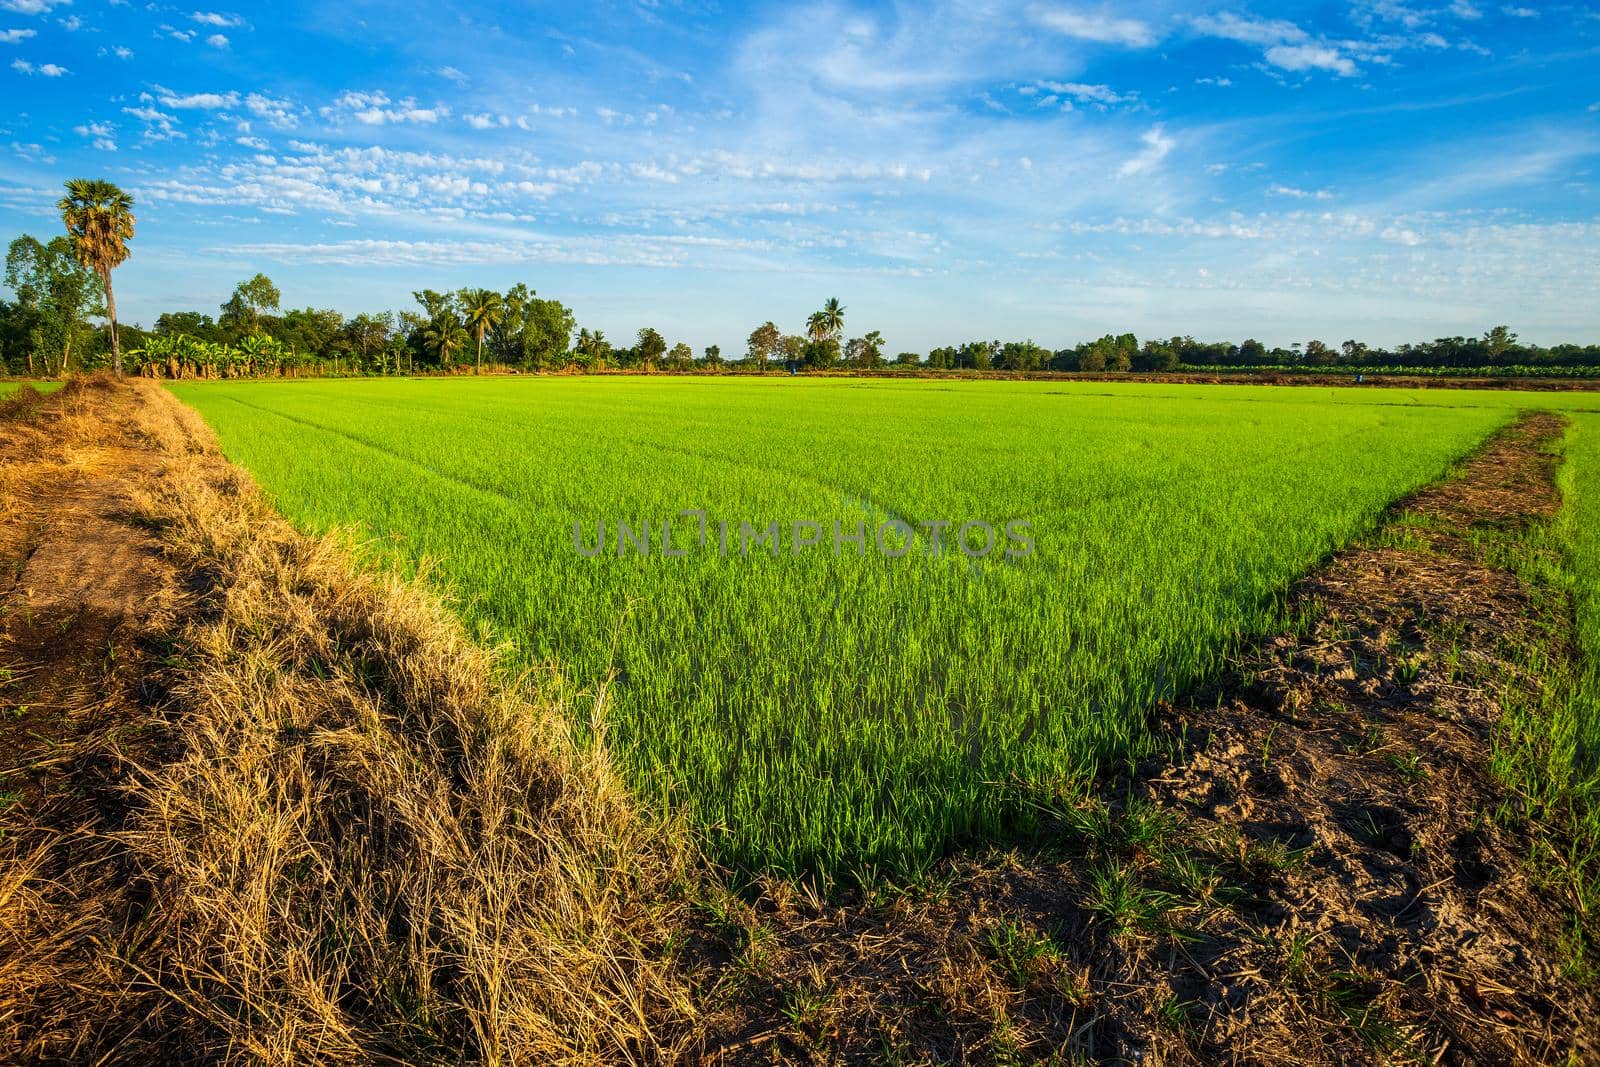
xmin=0 ymin=379 xmax=696 ymax=1063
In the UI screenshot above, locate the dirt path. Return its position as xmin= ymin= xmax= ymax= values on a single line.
xmin=0 ymin=381 xmax=177 ymax=807
xmin=692 ymin=413 xmax=1598 ymax=1064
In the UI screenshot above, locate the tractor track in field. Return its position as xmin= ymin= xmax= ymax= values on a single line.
xmin=688 ymin=411 xmax=1599 ymax=1065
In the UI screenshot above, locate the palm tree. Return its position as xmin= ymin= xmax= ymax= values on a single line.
xmin=461 ymin=288 xmax=504 ymax=374
xmin=821 ymin=296 xmax=845 ymax=340
xmin=58 ymin=178 xmax=135 ymax=377
xmin=806 ymin=311 xmax=829 ymax=343
xmin=423 ymin=315 xmax=468 ymax=368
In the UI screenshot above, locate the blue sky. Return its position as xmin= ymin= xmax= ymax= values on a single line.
xmin=2 ymin=0 xmax=1597 ymax=351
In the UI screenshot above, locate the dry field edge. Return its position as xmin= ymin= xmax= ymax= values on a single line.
xmin=0 ymin=377 xmax=1595 ymax=1064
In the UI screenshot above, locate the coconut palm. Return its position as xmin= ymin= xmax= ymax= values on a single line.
xmin=423 ymin=315 xmax=469 ymax=368
xmin=461 ymin=288 xmax=504 ymax=374
xmin=57 ymin=178 xmax=135 ymax=377
xmin=806 ymin=311 xmax=829 ymax=344
xmin=820 ymin=296 xmax=845 ymax=340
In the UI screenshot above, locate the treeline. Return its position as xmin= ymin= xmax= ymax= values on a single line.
xmin=916 ymin=329 xmax=1600 ymax=373
xmin=6 ymin=231 xmax=1600 ymax=379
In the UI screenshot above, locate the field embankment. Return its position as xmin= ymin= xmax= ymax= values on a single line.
xmin=0 ymin=378 xmax=693 ymax=1063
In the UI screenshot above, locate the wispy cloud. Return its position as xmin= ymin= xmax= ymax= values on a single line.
xmin=154 ymin=88 xmax=241 ymax=109
xmin=11 ymin=57 xmax=67 ymax=75
xmin=1268 ymin=184 xmax=1334 ymax=200
xmin=0 ymin=0 xmax=70 ymax=13
xmin=1266 ymin=44 xmax=1358 ymax=76
xmin=1190 ymin=12 xmax=1359 ymax=76
xmin=1118 ymin=124 xmax=1174 ymax=176
xmin=0 ymin=27 xmax=35 ymax=41
xmin=1030 ymin=5 xmax=1156 ymax=46
xmin=323 ymin=89 xmax=450 ymax=125
xmin=73 ymin=119 xmax=116 ymax=150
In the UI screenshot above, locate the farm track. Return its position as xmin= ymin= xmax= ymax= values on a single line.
xmin=689 ymin=412 xmax=1599 ymax=1065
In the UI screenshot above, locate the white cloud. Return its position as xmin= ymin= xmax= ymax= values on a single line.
xmin=0 ymin=27 xmax=35 ymax=41
xmin=1190 ymin=13 xmax=1357 ymax=77
xmin=10 ymin=140 xmax=55 ymax=163
xmin=56 ymin=13 xmax=77 ymax=29
xmin=205 ymin=32 xmax=227 ymax=47
xmin=1449 ymin=0 xmax=1481 ymax=18
xmin=159 ymin=24 xmax=195 ymax=42
xmin=189 ymin=11 xmax=241 ymax=26
xmin=1501 ymin=5 xmax=1537 ymax=15
xmin=1265 ymin=44 xmax=1358 ymax=76
xmin=11 ymin=57 xmax=66 ymax=74
xmin=1189 ymin=13 xmax=1307 ymax=46
xmin=1195 ymin=76 xmax=1232 ymax=87
xmin=1118 ymin=124 xmax=1173 ymax=177
xmin=235 ymin=134 xmax=267 ymax=149
xmin=464 ymin=112 xmax=508 ymax=129
xmin=325 ymin=89 xmax=449 ymax=125
xmin=1032 ymin=80 xmax=1138 ymax=107
xmin=246 ymin=91 xmax=298 ymax=128
xmin=1030 ymin=6 xmax=1156 ymax=47
xmin=437 ymin=65 xmax=468 ymax=84
xmin=1268 ymin=184 xmax=1334 ymax=200
xmin=0 ymin=0 xmax=70 ymax=13
xmin=74 ymin=120 xmax=116 ymax=151
xmin=155 ymin=88 xmax=240 ymax=108
xmin=122 ymin=103 xmax=181 ymax=139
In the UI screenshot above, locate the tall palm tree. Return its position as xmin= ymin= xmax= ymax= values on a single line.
xmin=461 ymin=288 xmax=504 ymax=374
xmin=58 ymin=178 xmax=135 ymax=377
xmin=821 ymin=296 xmax=845 ymax=340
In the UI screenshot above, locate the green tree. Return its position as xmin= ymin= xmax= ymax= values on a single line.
xmin=780 ymin=334 xmax=805 ymax=371
xmin=277 ymin=307 xmax=344 ymax=361
xmin=845 ymin=329 xmax=885 ymax=368
xmin=575 ymin=327 xmax=610 ymax=370
xmin=1303 ymin=339 xmax=1334 ymax=366
xmin=423 ymin=314 xmax=468 ymax=368
xmin=221 ymin=273 xmax=282 ymax=336
xmin=4 ymin=234 xmax=102 ymax=376
xmin=413 ymin=288 xmax=455 ymax=323
xmin=821 ymin=296 xmax=845 ymax=340
xmin=704 ymin=344 xmax=723 ymax=367
xmin=344 ymin=312 xmax=393 ymax=368
xmin=667 ymin=341 xmax=694 ymax=370
xmin=746 ymin=321 xmax=780 ymax=372
xmin=806 ymin=311 xmax=829 ymax=345
xmin=460 ymin=288 xmax=504 ymax=373
xmin=1077 ymin=340 xmax=1107 ymax=372
xmin=57 ymin=178 xmax=135 ymax=376
xmin=1484 ymin=325 xmax=1517 ymax=361
xmin=636 ymin=327 xmax=666 ymax=372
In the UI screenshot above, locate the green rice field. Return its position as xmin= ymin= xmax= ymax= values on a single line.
xmin=0 ymin=381 xmax=62 ymax=399
xmin=168 ymin=378 xmax=1600 ymax=878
